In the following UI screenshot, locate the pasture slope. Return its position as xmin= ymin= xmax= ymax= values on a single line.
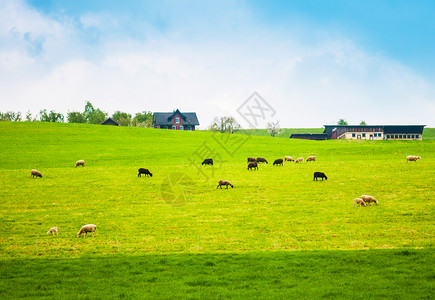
xmin=0 ymin=122 xmax=434 ymax=299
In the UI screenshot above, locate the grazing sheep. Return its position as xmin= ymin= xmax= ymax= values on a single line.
xmin=247 ymin=157 xmax=256 ymax=163
xmin=217 ymin=180 xmax=234 ymax=189
xmin=138 ymin=168 xmax=153 ymax=177
xmin=306 ymin=156 xmax=316 ymax=162
xmin=74 ymin=160 xmax=85 ymax=167
xmin=285 ymin=156 xmax=295 ymax=162
xmin=406 ymin=155 xmax=421 ymax=163
xmin=77 ymin=224 xmax=97 ymax=237
xmin=273 ymin=159 xmax=283 ymax=166
xmin=202 ymin=158 xmax=213 ymax=165
xmin=31 ymin=169 xmax=43 ymax=178
xmin=354 ymin=198 xmax=367 ymax=207
xmin=256 ymin=157 xmax=268 ymax=164
xmin=361 ymin=195 xmax=378 ymax=205
xmin=47 ymin=227 xmax=58 ymax=235
xmin=295 ymin=157 xmax=304 ymax=163
xmin=313 ymin=172 xmax=327 ymax=181
xmin=247 ymin=161 xmax=258 ymax=170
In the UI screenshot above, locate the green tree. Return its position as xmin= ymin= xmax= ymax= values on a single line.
xmin=25 ymin=111 xmax=33 ymax=122
xmin=67 ymin=111 xmax=87 ymax=123
xmin=337 ymin=119 xmax=348 ymax=126
xmin=360 ymin=120 xmax=367 ymax=126
xmin=132 ymin=111 xmax=153 ymax=127
xmin=88 ymin=108 xmax=107 ymax=124
xmin=112 ymin=111 xmax=132 ymax=126
xmin=39 ymin=109 xmax=64 ymax=122
xmin=209 ymin=116 xmax=241 ymax=133
xmin=0 ymin=111 xmax=21 ymax=121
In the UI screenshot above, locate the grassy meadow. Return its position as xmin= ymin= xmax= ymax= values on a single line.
xmin=0 ymin=122 xmax=434 ymax=298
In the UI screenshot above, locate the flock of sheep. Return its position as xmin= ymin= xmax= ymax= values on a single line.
xmin=33 ymin=154 xmax=422 ymax=237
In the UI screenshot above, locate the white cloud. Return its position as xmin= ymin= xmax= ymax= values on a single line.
xmin=0 ymin=0 xmax=434 ymax=128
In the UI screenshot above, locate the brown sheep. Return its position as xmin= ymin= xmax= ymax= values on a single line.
xmin=47 ymin=227 xmax=58 ymax=235
xmin=247 ymin=161 xmax=258 ymax=170
xmin=217 ymin=180 xmax=234 ymax=189
xmin=284 ymin=156 xmax=295 ymax=162
xmin=77 ymin=224 xmax=97 ymax=237
xmin=306 ymin=156 xmax=316 ymax=162
xmin=354 ymin=198 xmax=367 ymax=207
xmin=406 ymin=155 xmax=421 ymax=163
xmin=257 ymin=157 xmax=268 ymax=164
xmin=75 ymin=160 xmax=85 ymax=167
xmin=31 ymin=169 xmax=43 ymax=178
xmin=247 ymin=157 xmax=256 ymax=163
xmin=361 ymin=195 xmax=378 ymax=205
xmin=295 ymin=157 xmax=304 ymax=163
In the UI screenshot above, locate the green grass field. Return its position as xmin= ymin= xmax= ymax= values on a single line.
xmin=0 ymin=122 xmax=434 ymax=298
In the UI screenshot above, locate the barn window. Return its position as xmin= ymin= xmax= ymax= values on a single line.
xmin=180 ymin=125 xmax=184 ymax=130
xmin=172 ymin=125 xmax=176 ymax=130
xmin=416 ymin=135 xmax=419 ymax=139
xmin=362 ymin=133 xmax=366 ymax=138
xmin=352 ymin=133 xmax=355 ymax=138
xmin=188 ymin=126 xmax=192 ymax=131
xmin=175 ymin=117 xmax=180 ymax=123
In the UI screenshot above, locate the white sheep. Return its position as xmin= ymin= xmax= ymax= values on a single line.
xmin=77 ymin=224 xmax=97 ymax=237
xmin=306 ymin=156 xmax=316 ymax=162
xmin=75 ymin=160 xmax=85 ymax=167
xmin=361 ymin=195 xmax=378 ymax=205
xmin=406 ymin=156 xmax=421 ymax=163
xmin=47 ymin=227 xmax=58 ymax=235
xmin=285 ymin=156 xmax=295 ymax=162
xmin=295 ymin=157 xmax=304 ymax=163
xmin=354 ymin=198 xmax=367 ymax=207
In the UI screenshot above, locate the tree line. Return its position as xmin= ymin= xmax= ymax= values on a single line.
xmin=0 ymin=101 xmax=153 ymax=127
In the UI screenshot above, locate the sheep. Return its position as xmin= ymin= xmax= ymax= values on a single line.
xmin=256 ymin=157 xmax=268 ymax=164
xmin=247 ymin=157 xmax=256 ymax=163
xmin=202 ymin=159 xmax=213 ymax=165
xmin=247 ymin=161 xmax=258 ymax=170
xmin=217 ymin=180 xmax=233 ymax=189
xmin=77 ymin=224 xmax=97 ymax=237
xmin=138 ymin=168 xmax=153 ymax=177
xmin=273 ymin=159 xmax=283 ymax=166
xmin=74 ymin=160 xmax=85 ymax=167
xmin=31 ymin=169 xmax=43 ymax=178
xmin=361 ymin=195 xmax=378 ymax=205
xmin=406 ymin=155 xmax=421 ymax=163
xmin=354 ymin=198 xmax=367 ymax=207
xmin=295 ymin=157 xmax=304 ymax=163
xmin=285 ymin=156 xmax=295 ymax=162
xmin=306 ymin=156 xmax=316 ymax=162
xmin=47 ymin=227 xmax=58 ymax=235
xmin=313 ymin=172 xmax=327 ymax=181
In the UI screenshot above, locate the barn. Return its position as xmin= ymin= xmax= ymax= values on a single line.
xmin=322 ymin=125 xmax=425 ymax=140
xmin=152 ymin=109 xmax=199 ymax=131
xmin=100 ymin=117 xmax=120 ymax=126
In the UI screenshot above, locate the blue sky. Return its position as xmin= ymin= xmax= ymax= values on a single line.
xmin=1 ymin=0 xmax=434 ymax=127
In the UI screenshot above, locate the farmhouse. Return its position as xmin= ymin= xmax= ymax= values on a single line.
xmin=152 ymin=109 xmax=199 ymax=131
xmin=101 ymin=117 xmax=120 ymax=126
xmin=323 ymin=125 xmax=425 ymax=140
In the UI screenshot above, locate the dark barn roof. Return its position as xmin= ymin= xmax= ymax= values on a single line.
xmin=290 ymin=133 xmax=328 ymax=140
xmin=101 ymin=117 xmax=120 ymax=126
xmin=153 ymin=109 xmax=199 ymax=126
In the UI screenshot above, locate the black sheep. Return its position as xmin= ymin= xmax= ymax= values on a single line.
xmin=138 ymin=168 xmax=153 ymax=177
xmin=202 ymin=159 xmax=213 ymax=165
xmin=273 ymin=159 xmax=283 ymax=166
xmin=313 ymin=172 xmax=327 ymax=181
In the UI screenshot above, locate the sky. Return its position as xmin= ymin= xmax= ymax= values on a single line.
xmin=1 ymin=0 xmax=434 ymax=128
